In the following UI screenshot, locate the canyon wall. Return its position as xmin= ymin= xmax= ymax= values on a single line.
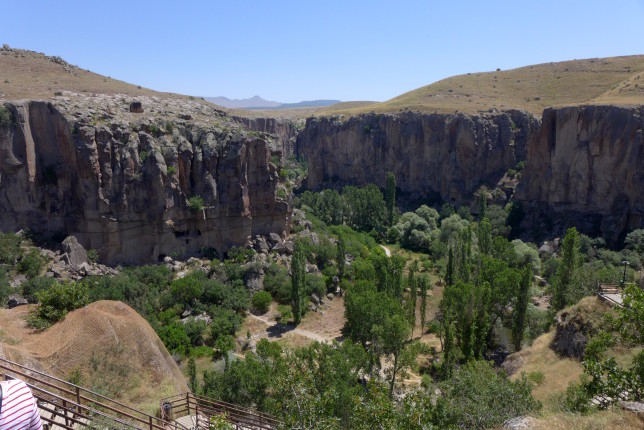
xmin=0 ymin=101 xmax=290 ymax=264
xmin=517 ymin=105 xmax=644 ymax=243
xmin=232 ymin=116 xmax=300 ymax=158
xmin=296 ymin=110 xmax=540 ymax=205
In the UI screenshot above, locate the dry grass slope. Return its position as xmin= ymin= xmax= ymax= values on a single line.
xmin=318 ymin=55 xmax=644 ymax=116
xmin=0 ymin=300 xmax=188 ymax=413
xmin=0 ymin=46 xmax=191 ymax=102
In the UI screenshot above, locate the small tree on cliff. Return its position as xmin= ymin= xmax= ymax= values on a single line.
xmin=385 ymin=172 xmax=396 ymax=227
xmin=291 ymin=240 xmax=307 ymax=325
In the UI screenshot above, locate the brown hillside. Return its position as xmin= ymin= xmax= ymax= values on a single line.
xmin=0 ymin=300 xmax=188 ymax=413
xmin=318 ymin=55 xmax=644 ymax=116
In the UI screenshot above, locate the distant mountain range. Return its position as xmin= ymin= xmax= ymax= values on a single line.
xmin=205 ymin=95 xmax=341 ymax=110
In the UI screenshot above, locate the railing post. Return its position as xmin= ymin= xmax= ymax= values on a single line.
xmin=76 ymin=386 xmax=81 ymax=414
xmin=149 ymin=415 xmax=153 ymax=430
xmin=186 ymin=392 xmax=190 ymax=416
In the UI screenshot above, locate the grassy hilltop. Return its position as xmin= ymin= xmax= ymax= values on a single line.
xmin=320 ymin=55 xmax=644 ymax=116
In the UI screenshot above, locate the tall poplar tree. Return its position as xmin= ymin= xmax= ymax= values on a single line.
xmin=553 ymin=227 xmax=579 ymax=311
xmin=512 ymin=265 xmax=532 ymax=351
xmin=291 ymin=240 xmax=307 ymax=325
xmin=336 ymin=234 xmax=346 ymax=281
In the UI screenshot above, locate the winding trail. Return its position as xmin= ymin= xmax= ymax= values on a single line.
xmin=247 ymin=313 xmax=331 ymax=343
xmin=380 ymin=244 xmax=392 ymax=257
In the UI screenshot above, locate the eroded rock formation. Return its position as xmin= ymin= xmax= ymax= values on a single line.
xmin=296 ymin=110 xmax=539 ymax=205
xmin=518 ymin=105 xmax=644 ymax=243
xmin=0 ymin=101 xmax=290 ymax=264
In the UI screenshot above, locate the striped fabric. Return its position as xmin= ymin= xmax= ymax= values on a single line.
xmin=0 ymin=379 xmax=43 ymax=430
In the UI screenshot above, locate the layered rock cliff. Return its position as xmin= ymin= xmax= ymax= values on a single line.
xmin=296 ymin=110 xmax=539 ymax=205
xmin=517 ymin=105 xmax=644 ymax=243
xmin=0 ymin=100 xmax=290 ymax=264
xmin=232 ymin=116 xmax=301 ymax=158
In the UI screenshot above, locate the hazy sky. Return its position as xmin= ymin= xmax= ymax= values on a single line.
xmin=2 ymin=1 xmax=643 ymax=102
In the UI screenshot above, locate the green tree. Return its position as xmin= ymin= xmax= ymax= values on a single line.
xmin=446 ymin=246 xmax=455 ymax=287
xmin=419 ymin=276 xmax=429 ymax=335
xmin=216 ymin=335 xmax=236 ymax=370
xmin=188 ymin=356 xmax=198 ymax=393
xmin=251 ymin=291 xmax=272 ymax=314
xmin=478 ymin=217 xmax=492 ymax=256
xmin=512 ymin=266 xmax=532 ymax=351
xmin=553 ymin=227 xmax=579 ymax=311
xmin=473 ymin=281 xmax=491 ymax=359
xmin=407 ymin=269 xmax=417 ymax=338
xmin=385 ymin=172 xmax=396 ymax=227
xmin=478 ymin=190 xmax=488 ymax=220
xmin=372 ymin=314 xmax=414 ymax=399
xmin=336 ymin=234 xmax=346 ymax=281
xmin=291 ymin=240 xmax=307 ymax=325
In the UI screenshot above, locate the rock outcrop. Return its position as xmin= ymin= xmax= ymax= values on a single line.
xmin=0 ymin=101 xmax=290 ymax=264
xmin=232 ymin=116 xmax=300 ymax=158
xmin=518 ymin=105 xmax=644 ymax=244
xmin=296 ymin=110 xmax=539 ymax=205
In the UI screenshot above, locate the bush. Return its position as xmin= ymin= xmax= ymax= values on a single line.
xmin=167 ymin=165 xmax=177 ymax=176
xmin=22 ymin=276 xmax=57 ymax=303
xmin=18 ymin=249 xmax=45 ymax=279
xmin=437 ymin=360 xmax=541 ymax=429
xmin=87 ymin=249 xmax=99 ymax=263
xmin=188 ymin=196 xmax=205 ymax=211
xmin=157 ymin=322 xmax=191 ymax=355
xmin=29 ymin=281 xmax=89 ymax=328
xmin=306 ymin=273 xmax=326 ymax=298
xmin=208 ymin=307 xmax=242 ymax=343
xmin=251 ymin=291 xmax=272 ymax=314
xmin=0 ymin=106 xmax=12 ymax=128
xmin=263 ymin=264 xmax=291 ymax=304
xmin=0 ymin=268 xmax=9 ymax=307
xmin=0 ymin=232 xmax=22 ymax=265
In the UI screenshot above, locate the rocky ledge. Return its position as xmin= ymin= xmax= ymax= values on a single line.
xmin=0 ymin=97 xmax=291 ymax=264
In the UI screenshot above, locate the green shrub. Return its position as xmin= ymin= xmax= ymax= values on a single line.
xmin=208 ymin=307 xmax=242 ymax=343
xmin=0 ymin=232 xmax=23 ymax=265
xmin=263 ymin=264 xmax=291 ymax=304
xmin=188 ymin=196 xmax=204 ymax=211
xmin=139 ymin=150 xmax=150 ymax=163
xmin=18 ymin=249 xmax=44 ymax=279
xmin=251 ymin=291 xmax=272 ymax=314
xmin=437 ymin=360 xmax=541 ymax=429
xmin=167 ymin=165 xmax=177 ymax=176
xmin=29 ymin=281 xmax=89 ymax=328
xmin=0 ymin=268 xmax=9 ymax=307
xmin=306 ymin=273 xmax=326 ymax=298
xmin=0 ymin=106 xmax=12 ymax=128
xmin=209 ymin=414 xmax=235 ymax=430
xmin=21 ymin=276 xmax=57 ymax=303
xmin=157 ymin=322 xmax=191 ymax=355
xmin=87 ymin=249 xmax=99 ymax=263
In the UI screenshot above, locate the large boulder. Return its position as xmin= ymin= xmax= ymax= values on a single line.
xmin=62 ymin=236 xmax=88 ymax=268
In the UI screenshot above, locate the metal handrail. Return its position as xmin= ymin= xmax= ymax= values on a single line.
xmin=161 ymin=392 xmax=283 ymax=429
xmin=0 ymin=357 xmax=188 ymax=430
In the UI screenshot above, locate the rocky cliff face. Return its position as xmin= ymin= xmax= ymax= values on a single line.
xmin=232 ymin=116 xmax=300 ymax=158
xmin=517 ymin=105 xmax=644 ymax=243
xmin=0 ymin=100 xmax=290 ymax=264
xmin=296 ymin=110 xmax=539 ymax=205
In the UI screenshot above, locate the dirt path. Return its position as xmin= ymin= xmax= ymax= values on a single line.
xmin=246 ymin=313 xmax=331 ymax=343
xmin=380 ymin=244 xmax=392 ymax=257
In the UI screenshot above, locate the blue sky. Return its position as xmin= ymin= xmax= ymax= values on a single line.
xmin=2 ymin=1 xmax=643 ymax=102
